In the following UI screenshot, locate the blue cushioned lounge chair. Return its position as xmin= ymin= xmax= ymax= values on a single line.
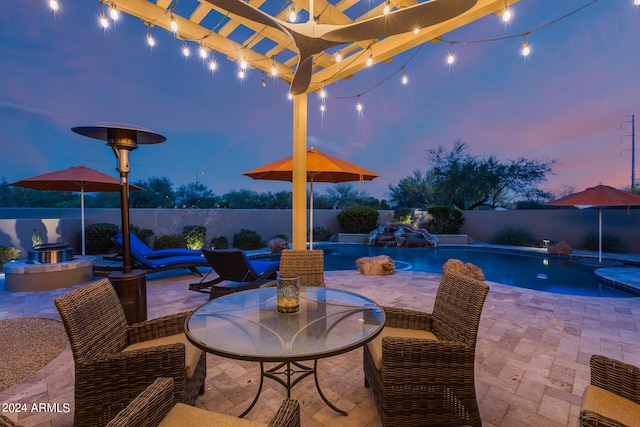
xmin=115 ymin=233 xmax=202 ymax=259
xmin=189 ymin=249 xmax=279 ymax=299
xmin=111 ymin=236 xmax=209 ymax=276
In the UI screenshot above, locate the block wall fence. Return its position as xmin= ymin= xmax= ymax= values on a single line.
xmin=1 ymin=208 xmax=639 ymax=259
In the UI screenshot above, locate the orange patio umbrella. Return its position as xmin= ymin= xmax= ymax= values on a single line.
xmin=243 ymin=148 xmax=380 ymax=248
xmin=546 ymin=184 xmax=640 ymax=262
xmin=9 ymin=165 xmax=142 ymax=255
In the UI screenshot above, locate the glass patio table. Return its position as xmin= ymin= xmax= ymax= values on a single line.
xmin=185 ymin=286 xmax=385 ymax=417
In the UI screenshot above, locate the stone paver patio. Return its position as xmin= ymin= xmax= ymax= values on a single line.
xmin=1 ymin=268 xmax=639 ymax=426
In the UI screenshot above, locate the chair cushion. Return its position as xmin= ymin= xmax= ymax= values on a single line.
xmin=581 ymin=385 xmax=640 ymax=427
xmin=123 ymin=333 xmax=202 ymax=378
xmin=158 ymin=403 xmax=266 ymax=427
xmin=366 ymin=326 xmax=438 ymax=371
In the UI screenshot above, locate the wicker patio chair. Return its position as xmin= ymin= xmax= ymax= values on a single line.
xmin=261 ymin=249 xmax=325 ymax=288
xmin=106 ymin=377 xmax=300 ymax=427
xmin=580 ymin=354 xmax=640 ymax=427
xmin=363 ymin=270 xmax=489 ymax=427
xmin=54 ymin=278 xmax=207 ymax=427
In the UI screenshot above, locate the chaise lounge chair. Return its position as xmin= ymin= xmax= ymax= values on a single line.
xmin=189 ymin=248 xmax=279 ymax=299
xmin=115 ymin=233 xmax=202 ymax=259
xmin=109 ymin=236 xmax=209 ymax=276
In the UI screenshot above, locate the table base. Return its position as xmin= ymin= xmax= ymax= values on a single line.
xmin=240 ymin=360 xmax=347 ymax=417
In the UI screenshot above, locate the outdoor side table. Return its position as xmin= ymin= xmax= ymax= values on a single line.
xmin=185 ymin=286 xmax=385 ymax=417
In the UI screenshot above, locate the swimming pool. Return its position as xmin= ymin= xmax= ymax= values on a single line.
xmin=308 ymin=244 xmax=637 ymax=298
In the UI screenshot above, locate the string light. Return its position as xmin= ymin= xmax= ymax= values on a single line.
xmin=99 ymin=12 xmax=109 ymax=28
xmin=146 ymin=30 xmax=155 ymax=47
xmin=320 ymin=101 xmax=326 ymax=112
xmin=182 ymin=43 xmax=190 ymax=57
xmin=50 ymin=0 xmax=616 ymax=117
xmin=383 ymin=1 xmax=391 ymax=16
xmin=287 ymin=92 xmax=293 ymax=100
xmin=447 ymin=44 xmax=455 ymax=65
xmin=170 ymin=14 xmax=178 ymax=32
xmin=270 ymin=60 xmax=277 ymax=77
xmin=634 ymin=0 xmax=640 ymax=6
xmin=319 ymin=87 xmax=327 ymax=99
xmin=199 ymin=45 xmax=208 ymax=59
xmin=521 ymin=36 xmax=531 ymax=57
xmin=289 ymin=6 xmax=297 ymax=23
xmin=261 ymin=78 xmax=267 ymax=87
xmin=502 ymin=1 xmax=512 ymax=23
xmin=109 ymin=4 xmax=119 ymax=21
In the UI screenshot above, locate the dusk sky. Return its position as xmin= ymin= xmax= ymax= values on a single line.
xmin=1 ymin=0 xmax=639 ymax=201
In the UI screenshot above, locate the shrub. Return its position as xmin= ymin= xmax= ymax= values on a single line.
xmin=85 ymin=223 xmax=119 ymax=254
xmin=209 ymin=236 xmax=228 ymax=249
xmin=153 ymin=234 xmax=187 ymax=250
xmin=312 ymin=226 xmax=332 ymax=242
xmin=233 ymin=228 xmax=265 ymax=250
xmin=426 ymin=206 xmax=464 ymax=234
xmin=582 ymin=230 xmax=627 ymax=254
xmin=0 ymin=246 xmax=20 ymax=267
xmin=393 ymin=207 xmax=412 ymax=224
xmin=491 ymin=226 xmax=540 ymax=247
xmin=130 ymin=225 xmax=154 ymax=246
xmin=337 ymin=206 xmax=379 ymax=233
xmin=183 ymin=225 xmax=207 ymax=250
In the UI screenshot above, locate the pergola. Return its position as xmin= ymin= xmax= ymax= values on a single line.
xmin=102 ymin=0 xmax=519 ymax=249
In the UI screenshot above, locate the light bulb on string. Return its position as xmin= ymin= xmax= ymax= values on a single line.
xmin=182 ymin=43 xmax=190 ymax=57
xmin=319 ymin=87 xmax=327 ymax=99
xmin=383 ymin=1 xmax=391 ymax=16
xmin=521 ymin=37 xmax=531 ymax=57
xmin=170 ymin=14 xmax=178 ymax=32
xmin=199 ymin=45 xmax=208 ymax=59
xmin=99 ymin=13 xmax=109 ymax=29
xmin=289 ymin=6 xmax=297 ymax=23
xmin=446 ymin=42 xmax=455 ymax=65
xmin=320 ymin=102 xmax=326 ymax=112
xmin=49 ymin=0 xmax=59 ymax=11
xmin=502 ymin=8 xmax=512 ymax=22
xmin=634 ymin=0 xmax=640 ymax=6
xmin=356 ymin=96 xmax=363 ymax=113
xmin=146 ymin=31 xmax=156 ymax=47
xmin=209 ymin=58 xmax=217 ymax=71
xmin=287 ymin=92 xmax=293 ymax=100
xmin=270 ymin=60 xmax=278 ymax=77
xmin=109 ymin=5 xmax=119 ymax=20
xmin=262 ymin=78 xmax=267 ymax=87
xmin=335 ymin=51 xmax=342 ymax=63
xmin=401 ymin=71 xmax=408 ymax=85
xmin=240 ymin=58 xmax=248 ymax=70
xmin=413 ymin=28 xmax=420 ymax=35
xmin=366 ymin=51 xmax=373 ymax=67
xmin=238 ymin=69 xmax=246 ymax=79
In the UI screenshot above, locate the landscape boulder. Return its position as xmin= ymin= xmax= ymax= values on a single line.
xmin=442 ymin=258 xmax=485 ymax=281
xmin=547 ymin=240 xmax=572 ymax=256
xmin=356 ymin=255 xmax=395 ymax=276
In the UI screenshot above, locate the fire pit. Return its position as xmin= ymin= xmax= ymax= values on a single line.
xmin=28 ymin=242 xmax=74 ymax=264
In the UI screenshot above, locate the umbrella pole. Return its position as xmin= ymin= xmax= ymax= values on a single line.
xmin=309 ymin=179 xmax=314 ymax=250
xmin=598 ymin=207 xmax=602 ymax=263
xmin=81 ymin=183 xmax=86 ymax=255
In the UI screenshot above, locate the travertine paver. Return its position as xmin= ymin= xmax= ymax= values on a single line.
xmin=1 ymin=268 xmax=639 ymax=426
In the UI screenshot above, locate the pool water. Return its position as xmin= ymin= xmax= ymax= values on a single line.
xmin=312 ymin=244 xmax=637 ymax=298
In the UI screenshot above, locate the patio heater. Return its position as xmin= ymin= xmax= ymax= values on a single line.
xmin=71 ymin=123 xmax=166 ymax=324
